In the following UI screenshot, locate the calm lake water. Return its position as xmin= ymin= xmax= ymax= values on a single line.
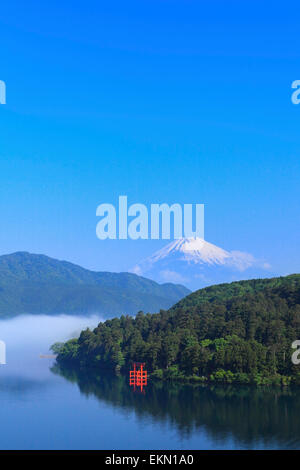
xmin=1 ymin=316 xmax=300 ymax=450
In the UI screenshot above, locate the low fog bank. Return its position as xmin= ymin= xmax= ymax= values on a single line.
xmin=0 ymin=314 xmax=103 ymax=374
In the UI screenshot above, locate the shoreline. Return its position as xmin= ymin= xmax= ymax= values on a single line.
xmin=55 ymin=359 xmax=298 ymax=387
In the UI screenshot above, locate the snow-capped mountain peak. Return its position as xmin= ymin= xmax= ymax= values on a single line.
xmin=131 ymin=238 xmax=271 ymax=290
xmin=152 ymin=238 xmax=231 ymax=265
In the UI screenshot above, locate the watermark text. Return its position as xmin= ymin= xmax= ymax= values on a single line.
xmin=291 ymin=80 xmax=300 ymax=105
xmin=96 ymin=196 xmax=204 ymax=240
xmin=0 ymin=80 xmax=6 ymax=104
xmin=0 ymin=340 xmax=6 ymax=364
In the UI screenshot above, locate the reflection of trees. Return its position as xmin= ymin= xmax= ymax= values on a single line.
xmin=51 ymin=364 xmax=300 ymax=448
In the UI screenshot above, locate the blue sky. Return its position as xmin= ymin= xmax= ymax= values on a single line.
xmin=0 ymin=0 xmax=299 ymax=275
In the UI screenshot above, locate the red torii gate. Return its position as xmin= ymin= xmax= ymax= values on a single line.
xmin=129 ymin=362 xmax=148 ymax=392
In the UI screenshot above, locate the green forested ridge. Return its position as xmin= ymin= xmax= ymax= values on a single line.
xmin=171 ymin=274 xmax=300 ymax=310
xmin=55 ymin=274 xmax=300 ymax=385
xmin=0 ymin=252 xmax=189 ymax=317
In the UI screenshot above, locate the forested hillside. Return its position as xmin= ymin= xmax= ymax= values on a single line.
xmin=55 ymin=274 xmax=300 ymax=385
xmin=0 ymin=252 xmax=189 ymax=317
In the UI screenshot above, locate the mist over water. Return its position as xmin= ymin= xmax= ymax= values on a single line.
xmin=0 ymin=314 xmax=299 ymax=450
xmin=0 ymin=314 xmax=103 ymax=376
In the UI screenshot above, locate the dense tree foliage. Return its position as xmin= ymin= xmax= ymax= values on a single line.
xmin=55 ymin=274 xmax=300 ymax=385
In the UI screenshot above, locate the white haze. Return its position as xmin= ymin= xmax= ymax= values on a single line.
xmin=0 ymin=314 xmax=104 ymax=377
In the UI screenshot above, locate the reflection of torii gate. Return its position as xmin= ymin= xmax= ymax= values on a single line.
xmin=129 ymin=362 xmax=147 ymax=393
xmin=0 ymin=340 xmax=6 ymax=365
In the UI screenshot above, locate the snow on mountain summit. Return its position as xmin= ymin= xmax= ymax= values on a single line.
xmin=131 ymin=238 xmax=272 ymax=290
xmin=152 ymin=238 xmax=231 ymax=265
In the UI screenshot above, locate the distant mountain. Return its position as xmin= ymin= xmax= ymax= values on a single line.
xmin=0 ymin=252 xmax=190 ymax=318
xmin=131 ymin=237 xmax=273 ymax=290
